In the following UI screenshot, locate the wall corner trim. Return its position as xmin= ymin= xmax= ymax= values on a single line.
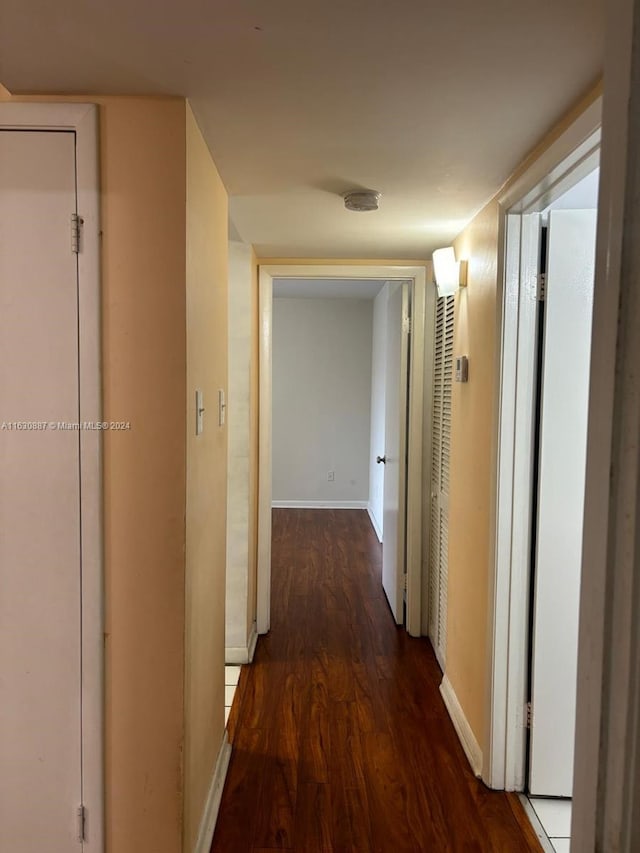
xmin=366 ymin=504 xmax=383 ymax=542
xmin=440 ymin=675 xmax=483 ymax=778
xmin=192 ymin=732 xmax=232 ymax=853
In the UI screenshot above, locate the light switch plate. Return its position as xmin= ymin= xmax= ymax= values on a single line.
xmin=195 ymin=389 xmax=204 ymax=435
xmin=455 ymin=356 xmax=469 ymax=383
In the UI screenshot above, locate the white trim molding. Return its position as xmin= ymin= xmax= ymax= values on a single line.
xmin=272 ymin=500 xmax=367 ymax=509
xmin=257 ymin=264 xmax=431 ymax=639
xmin=0 ymin=102 xmax=104 ymax=850
xmin=192 ymin=733 xmax=232 ymax=853
xmin=440 ymin=675 xmax=483 ymax=778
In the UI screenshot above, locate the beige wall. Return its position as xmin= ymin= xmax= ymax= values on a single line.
xmin=100 ymin=97 xmax=188 ymax=853
xmin=447 ymin=202 xmax=500 ymax=745
xmin=184 ymin=104 xmax=228 ymax=852
xmin=444 ymin=83 xmax=602 ymax=755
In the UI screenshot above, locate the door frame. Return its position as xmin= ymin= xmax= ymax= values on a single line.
xmin=0 ymin=102 xmax=104 ymax=850
xmin=257 ymin=263 xmax=432 ymax=638
xmin=486 ymin=97 xmax=602 ymax=791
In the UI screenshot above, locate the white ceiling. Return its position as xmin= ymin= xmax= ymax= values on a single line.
xmin=0 ymin=0 xmax=604 ymax=259
xmin=273 ymin=278 xmax=386 ymax=300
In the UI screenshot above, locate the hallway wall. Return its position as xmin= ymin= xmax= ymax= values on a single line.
xmin=184 ymin=104 xmax=229 ymax=853
xmin=87 ymin=96 xmax=188 ymax=853
xmin=448 ymin=200 xmax=499 ymax=748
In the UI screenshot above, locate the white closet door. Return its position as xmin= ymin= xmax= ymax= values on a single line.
xmin=428 ymin=294 xmax=454 ymax=669
xmin=381 ymin=282 xmax=409 ymax=623
xmin=0 ymin=131 xmax=83 ymax=851
xmin=528 ymin=209 xmax=598 ymax=797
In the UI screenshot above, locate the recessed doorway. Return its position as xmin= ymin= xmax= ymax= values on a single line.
xmin=257 ymin=264 xmax=431 ymax=639
xmin=488 ymin=100 xmax=601 ymax=852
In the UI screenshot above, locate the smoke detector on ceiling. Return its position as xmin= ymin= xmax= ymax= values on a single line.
xmin=343 ymin=189 xmax=381 ymax=212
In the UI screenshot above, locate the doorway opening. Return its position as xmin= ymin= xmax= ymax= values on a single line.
xmin=257 ymin=264 xmax=431 ymax=639
xmin=523 ymin=169 xmax=599 ymax=851
xmin=489 ymin=103 xmax=601 ymax=852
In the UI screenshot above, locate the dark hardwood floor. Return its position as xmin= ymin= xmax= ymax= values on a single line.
xmin=212 ymin=509 xmax=542 ymax=853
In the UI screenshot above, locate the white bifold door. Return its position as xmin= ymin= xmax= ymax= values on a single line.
xmin=0 ymin=131 xmax=84 ymax=850
xmin=428 ymin=294 xmax=454 ymax=669
xmin=429 ymin=296 xmax=455 ymax=670
xmin=381 ymin=282 xmax=409 ymax=623
xmin=528 ymin=209 xmax=598 ymax=796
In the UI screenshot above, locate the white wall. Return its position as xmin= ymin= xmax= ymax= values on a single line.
xmin=368 ymin=284 xmax=389 ymax=539
xmin=225 ymin=240 xmax=254 ymax=661
xmin=272 ymin=297 xmax=373 ymax=505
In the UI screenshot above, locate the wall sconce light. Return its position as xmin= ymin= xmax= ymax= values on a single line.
xmin=432 ymin=247 xmax=468 ymax=297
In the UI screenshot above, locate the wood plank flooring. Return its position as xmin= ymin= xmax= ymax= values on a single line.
xmin=211 ymin=509 xmax=542 ymax=853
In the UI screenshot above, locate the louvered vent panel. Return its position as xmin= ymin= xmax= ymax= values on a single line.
xmin=428 ymin=293 xmax=455 ymax=670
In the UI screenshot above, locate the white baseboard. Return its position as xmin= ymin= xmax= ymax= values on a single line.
xmin=225 ymin=621 xmax=259 ymax=665
xmin=366 ymin=504 xmax=383 ymax=542
xmin=439 ymin=674 xmax=483 ymax=777
xmin=271 ymin=500 xmax=367 ymax=509
xmin=193 ymin=732 xmax=232 ymax=853
xmin=225 ymin=646 xmax=247 ymax=664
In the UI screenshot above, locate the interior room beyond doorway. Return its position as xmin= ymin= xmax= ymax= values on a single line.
xmin=271 ymin=277 xmax=385 ymax=524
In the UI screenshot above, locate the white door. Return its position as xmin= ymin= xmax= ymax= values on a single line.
xmin=381 ymin=282 xmax=409 ymax=623
xmin=428 ymin=294 xmax=455 ymax=669
xmin=0 ymin=131 xmax=83 ymax=850
xmin=528 ymin=209 xmax=598 ymax=796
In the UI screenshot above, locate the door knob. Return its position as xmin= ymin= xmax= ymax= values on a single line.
xmin=376 ymin=455 xmax=386 ymax=464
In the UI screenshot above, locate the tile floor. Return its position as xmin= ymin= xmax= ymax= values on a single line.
xmin=520 ymin=795 xmax=572 ymax=852
xmin=224 ymin=665 xmax=241 ymax=726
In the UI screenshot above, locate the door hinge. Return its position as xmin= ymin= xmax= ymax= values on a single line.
xmin=524 ymin=701 xmax=532 ymax=729
xmin=403 ymin=315 xmax=412 ymax=334
xmin=71 ymin=213 xmax=84 ymax=254
xmin=536 ymin=273 xmax=546 ymax=302
xmin=77 ymin=805 xmax=86 ymax=843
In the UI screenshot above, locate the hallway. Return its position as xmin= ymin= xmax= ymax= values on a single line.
xmin=211 ymin=509 xmax=542 ymax=852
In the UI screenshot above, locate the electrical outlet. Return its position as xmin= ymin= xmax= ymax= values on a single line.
xmin=327 ymin=471 xmax=335 ymax=482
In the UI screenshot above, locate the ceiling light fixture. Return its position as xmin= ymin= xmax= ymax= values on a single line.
xmin=343 ymin=189 xmax=381 ymax=212
xmin=432 ymin=246 xmax=468 ymax=297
